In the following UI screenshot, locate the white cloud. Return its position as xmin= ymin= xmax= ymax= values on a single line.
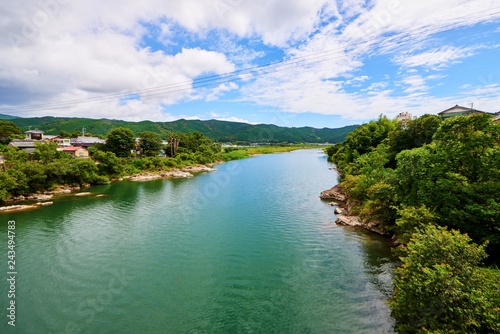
xmin=205 ymin=82 xmax=239 ymax=101
xmin=0 ymin=0 xmax=499 ymax=124
xmin=209 ymin=111 xmax=255 ymax=124
xmin=394 ymin=46 xmax=479 ymax=70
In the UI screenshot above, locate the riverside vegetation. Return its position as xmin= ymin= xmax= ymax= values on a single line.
xmin=0 ymin=122 xmax=316 ymax=204
xmin=326 ymin=114 xmax=500 ymax=333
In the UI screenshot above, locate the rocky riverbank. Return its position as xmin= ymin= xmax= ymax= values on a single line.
xmin=126 ymin=165 xmax=215 ymax=181
xmin=0 ymin=165 xmax=216 ymax=213
xmin=321 ymin=184 xmax=388 ymax=236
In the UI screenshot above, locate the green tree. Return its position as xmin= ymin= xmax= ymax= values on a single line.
xmin=0 ymin=171 xmax=19 ymax=202
xmin=105 ymin=127 xmax=135 ymax=158
xmin=432 ymin=113 xmax=500 ymax=183
xmin=66 ymin=159 xmax=99 ymax=186
xmin=71 ymin=130 xmax=82 ymax=138
xmin=91 ymin=149 xmax=124 ymax=177
xmin=1 ymin=146 xmax=29 ymax=168
xmin=33 ymin=142 xmax=69 ymax=163
xmin=59 ymin=130 xmax=71 ymax=138
xmin=395 ymin=115 xmax=500 ymax=261
xmin=386 ymin=114 xmax=442 ymax=168
xmin=20 ymin=162 xmax=48 ymax=192
xmin=394 ymin=205 xmax=436 ymax=245
xmin=0 ymin=121 xmax=22 ymax=145
xmin=327 ymin=115 xmax=396 ymax=171
xmin=138 ymin=131 xmax=162 ymax=157
xmin=390 ymin=225 xmax=499 ymax=333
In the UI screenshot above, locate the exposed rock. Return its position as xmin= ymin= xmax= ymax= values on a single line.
xmin=335 ymin=214 xmax=363 ymax=227
xmin=182 ymin=165 xmax=216 ymax=173
xmin=0 ymin=204 xmax=39 ymax=212
xmin=31 ymin=194 xmax=53 ymax=201
xmin=320 ymin=184 xmax=346 ymax=201
xmin=75 ymin=192 xmax=92 ymax=196
xmin=37 ymin=201 xmax=54 ymax=206
xmin=335 ymin=214 xmax=388 ymax=235
xmin=165 ymin=171 xmax=193 ymax=178
xmin=0 ymin=201 xmax=53 ymax=212
xmin=334 ymin=207 xmax=345 ymax=214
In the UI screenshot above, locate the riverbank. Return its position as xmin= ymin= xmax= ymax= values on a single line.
xmin=221 ymin=144 xmax=321 ymax=160
xmin=320 ymin=184 xmax=389 ymax=236
xmin=1 ymin=146 xmax=319 ymax=213
xmin=0 ymin=164 xmax=216 ymax=213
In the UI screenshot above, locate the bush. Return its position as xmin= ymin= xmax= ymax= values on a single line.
xmin=390 ymin=225 xmax=499 ymax=333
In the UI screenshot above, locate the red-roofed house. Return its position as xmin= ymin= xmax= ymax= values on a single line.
xmin=58 ymin=146 xmax=89 ymax=158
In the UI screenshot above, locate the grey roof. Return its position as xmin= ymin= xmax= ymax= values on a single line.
xmin=9 ymin=140 xmax=38 ymax=148
xmin=43 ymin=135 xmax=59 ymax=140
xmin=70 ymin=136 xmax=106 ymax=145
xmin=438 ymin=104 xmax=491 ymax=116
xmin=25 ymin=130 xmax=44 ymax=134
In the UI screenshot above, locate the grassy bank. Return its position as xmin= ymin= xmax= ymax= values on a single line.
xmin=221 ymin=144 xmax=321 ymax=161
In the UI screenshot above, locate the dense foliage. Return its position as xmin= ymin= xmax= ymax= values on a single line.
xmin=326 ymin=113 xmax=500 ymax=332
xmin=138 ymin=131 xmax=163 ymax=157
xmin=0 ymin=120 xmax=23 ymax=145
xmin=0 ymin=129 xmax=223 ymax=202
xmin=390 ymin=225 xmax=499 ymax=333
xmin=5 ymin=114 xmax=358 ymax=143
xmin=105 ymin=127 xmax=136 ymax=157
xmin=327 ymin=113 xmax=500 ymax=259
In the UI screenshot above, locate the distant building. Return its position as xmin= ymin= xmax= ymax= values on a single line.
xmin=70 ymin=136 xmax=106 ymax=147
xmin=438 ymin=105 xmax=491 ymax=119
xmin=395 ymin=112 xmax=414 ymax=123
xmin=25 ymin=130 xmax=44 ymax=140
xmin=8 ymin=140 xmax=39 ymax=154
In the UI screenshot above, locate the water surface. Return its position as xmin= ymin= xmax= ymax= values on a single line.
xmin=0 ymin=150 xmax=395 ymax=333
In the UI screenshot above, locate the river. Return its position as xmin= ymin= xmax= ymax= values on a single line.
xmin=0 ymin=149 xmax=396 ymax=333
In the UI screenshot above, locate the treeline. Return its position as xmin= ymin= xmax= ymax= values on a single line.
xmin=6 ymin=115 xmax=359 ymax=143
xmin=0 ymin=126 xmax=222 ymax=202
xmin=327 ymin=114 xmax=500 ymax=333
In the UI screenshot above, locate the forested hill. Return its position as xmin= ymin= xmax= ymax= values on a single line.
xmin=2 ymin=114 xmax=357 ymax=143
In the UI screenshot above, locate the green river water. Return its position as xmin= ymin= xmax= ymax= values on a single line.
xmin=0 ymin=149 xmax=396 ymax=333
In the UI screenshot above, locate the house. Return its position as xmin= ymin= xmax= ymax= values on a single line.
xmin=51 ymin=137 xmax=71 ymax=147
xmin=70 ymin=136 xmax=106 ymax=147
xmin=25 ymin=129 xmax=44 ymax=140
xmin=58 ymin=146 xmax=89 ymax=158
xmin=42 ymin=135 xmax=59 ymax=141
xmin=8 ymin=140 xmax=39 ymax=154
xmin=438 ymin=105 xmax=491 ymax=119
xmin=41 ymin=135 xmax=70 ymax=147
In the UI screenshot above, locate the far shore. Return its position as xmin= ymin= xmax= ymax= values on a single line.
xmin=0 ymin=164 xmax=216 ymax=213
xmin=1 ymin=146 xmax=322 ymax=214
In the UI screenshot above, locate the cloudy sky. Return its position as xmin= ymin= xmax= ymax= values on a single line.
xmin=0 ymin=0 xmax=499 ymax=128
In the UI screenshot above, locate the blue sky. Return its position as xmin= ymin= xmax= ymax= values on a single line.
xmin=0 ymin=0 xmax=499 ymax=128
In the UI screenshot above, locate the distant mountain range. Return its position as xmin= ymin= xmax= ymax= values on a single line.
xmin=1 ymin=114 xmax=358 ymax=143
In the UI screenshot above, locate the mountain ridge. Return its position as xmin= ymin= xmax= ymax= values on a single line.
xmin=2 ymin=114 xmax=358 ymax=143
